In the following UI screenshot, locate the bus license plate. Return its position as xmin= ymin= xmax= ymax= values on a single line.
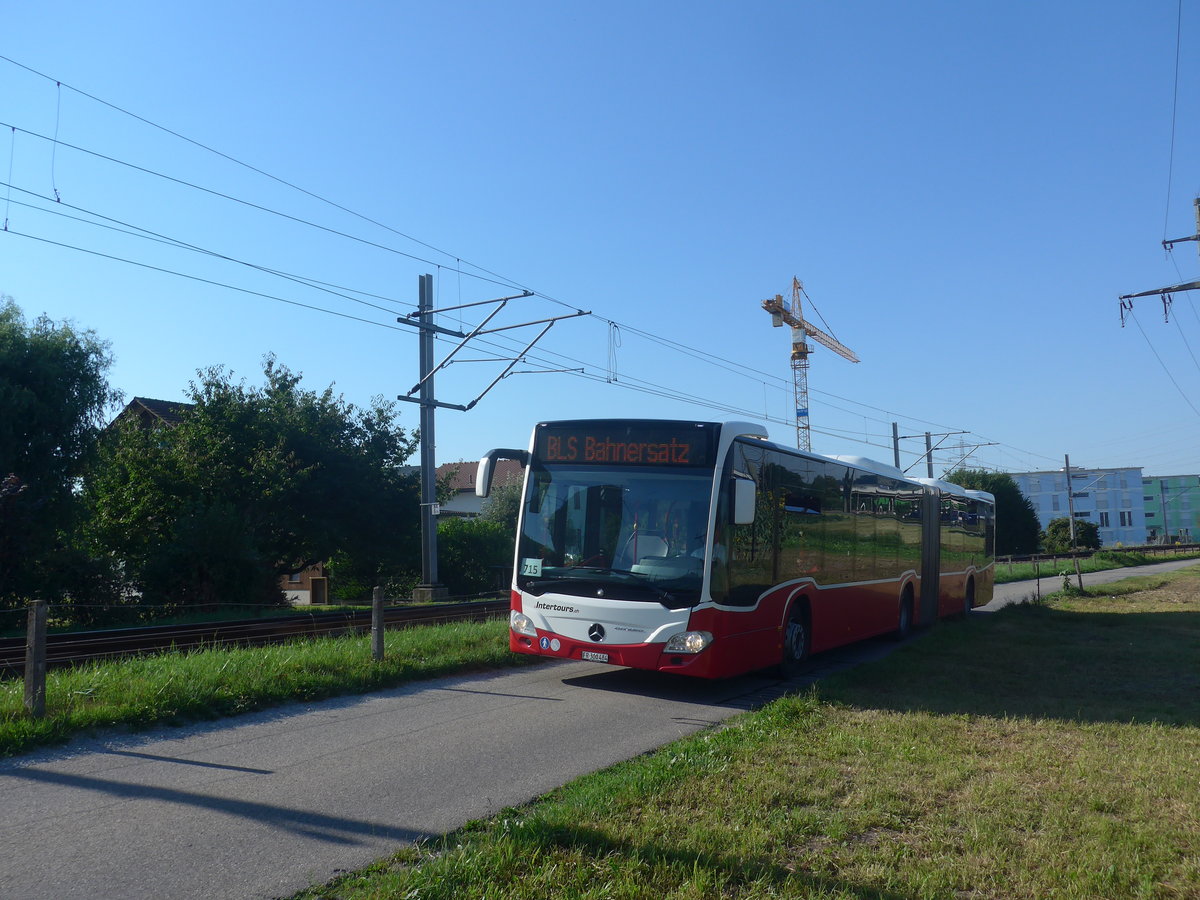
xmin=581 ymin=651 xmax=609 ymax=663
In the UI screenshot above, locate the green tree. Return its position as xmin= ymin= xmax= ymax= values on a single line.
xmin=479 ymin=471 xmax=524 ymax=536
xmin=945 ymin=468 xmax=1041 ymax=556
xmin=0 ymin=297 xmax=121 ymax=609
xmin=87 ymin=356 xmax=421 ymax=611
xmin=436 ymin=516 xmax=513 ymax=597
xmin=1042 ymin=517 xmax=1101 ymax=554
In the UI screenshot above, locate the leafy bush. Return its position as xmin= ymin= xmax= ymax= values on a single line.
xmin=437 ymin=517 xmax=513 ymax=597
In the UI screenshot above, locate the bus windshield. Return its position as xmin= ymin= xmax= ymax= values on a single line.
xmin=516 ymin=464 xmax=714 ymax=606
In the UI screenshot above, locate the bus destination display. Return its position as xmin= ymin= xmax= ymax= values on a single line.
xmin=535 ymin=422 xmax=715 ymax=467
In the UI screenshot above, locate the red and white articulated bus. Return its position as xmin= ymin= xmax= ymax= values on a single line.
xmin=477 ymin=419 xmax=995 ymax=679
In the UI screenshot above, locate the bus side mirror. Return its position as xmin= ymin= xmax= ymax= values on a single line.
xmin=476 ymin=456 xmax=495 ymax=499
xmin=733 ymin=476 xmax=756 ymax=525
xmin=476 ymin=448 xmax=529 ymax=498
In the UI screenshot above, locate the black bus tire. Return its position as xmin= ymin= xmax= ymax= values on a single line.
xmin=893 ymin=591 xmax=914 ymax=641
xmin=775 ymin=600 xmax=811 ymax=678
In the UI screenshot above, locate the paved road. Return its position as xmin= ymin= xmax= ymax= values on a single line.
xmin=0 ymin=644 xmax=889 ymax=900
xmin=3 ymin=557 xmax=1194 ymax=900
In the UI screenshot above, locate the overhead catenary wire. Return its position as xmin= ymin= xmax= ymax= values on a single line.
xmin=0 ymin=58 xmax=1054 ymax=470
xmin=0 ymin=120 xmax=526 ymax=296
xmin=4 ymin=228 xmax=413 ymax=334
xmin=1 ymin=184 xmax=417 ymax=319
xmin=1128 ymin=309 xmax=1200 ymax=418
xmin=1 ymin=63 xmax=969 ymax=435
xmin=0 ymin=54 xmax=526 ymax=293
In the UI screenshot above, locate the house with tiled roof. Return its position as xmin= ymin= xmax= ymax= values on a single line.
xmin=436 ymin=458 xmax=524 ymax=517
xmin=110 ymin=396 xmax=193 ymax=430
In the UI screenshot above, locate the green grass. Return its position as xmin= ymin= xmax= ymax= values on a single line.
xmin=994 ymin=548 xmax=1200 ymax=584
xmin=300 ymin=567 xmax=1200 ymax=900
xmin=0 ymin=617 xmax=533 ymax=757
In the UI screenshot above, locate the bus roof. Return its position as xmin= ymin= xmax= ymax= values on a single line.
xmin=827 ymin=454 xmax=915 ymax=483
xmin=913 ymin=477 xmax=995 ymax=505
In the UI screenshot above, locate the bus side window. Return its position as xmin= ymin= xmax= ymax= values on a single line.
xmin=724 ymin=443 xmax=773 ymax=606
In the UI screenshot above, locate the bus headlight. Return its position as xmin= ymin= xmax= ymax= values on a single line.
xmin=510 ymin=611 xmax=537 ymax=637
xmin=664 ymin=631 xmax=713 ymax=654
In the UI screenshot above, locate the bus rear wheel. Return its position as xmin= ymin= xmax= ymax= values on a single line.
xmin=893 ymin=591 xmax=914 ymax=641
xmin=775 ymin=602 xmax=810 ymax=678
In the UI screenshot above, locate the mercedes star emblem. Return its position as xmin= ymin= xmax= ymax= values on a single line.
xmin=588 ymin=623 xmax=606 ymax=642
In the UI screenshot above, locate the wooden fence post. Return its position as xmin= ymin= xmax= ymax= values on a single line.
xmin=24 ymin=599 xmax=48 ymax=718
xmin=371 ymin=586 xmax=384 ymax=661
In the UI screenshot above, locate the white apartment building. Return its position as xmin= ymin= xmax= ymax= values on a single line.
xmin=1011 ymin=466 xmax=1146 ymax=547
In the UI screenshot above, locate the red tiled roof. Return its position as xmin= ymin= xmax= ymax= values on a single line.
xmin=436 ymin=459 xmax=524 ymax=492
xmin=108 ymin=397 xmax=194 ymax=430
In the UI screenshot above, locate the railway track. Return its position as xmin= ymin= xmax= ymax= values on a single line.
xmin=0 ymin=599 xmax=508 ymax=676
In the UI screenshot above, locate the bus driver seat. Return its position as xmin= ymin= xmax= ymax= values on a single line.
xmin=617 ymin=532 xmax=669 ymax=568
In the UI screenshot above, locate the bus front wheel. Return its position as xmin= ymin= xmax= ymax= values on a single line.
xmin=775 ymin=601 xmax=811 ymax=678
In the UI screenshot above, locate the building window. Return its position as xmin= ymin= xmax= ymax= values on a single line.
xmin=1119 ymin=511 xmax=1133 ymax=527
xmin=288 ymin=572 xmax=303 ymax=584
xmin=1099 ymin=512 xmax=1110 ymax=527
xmin=1052 ymin=495 xmax=1061 ymax=511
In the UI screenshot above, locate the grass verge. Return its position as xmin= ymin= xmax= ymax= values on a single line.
xmin=0 ymin=617 xmax=533 ymax=758
xmin=301 ymin=567 xmax=1200 ymax=899
xmin=994 ymin=548 xmax=1200 ymax=584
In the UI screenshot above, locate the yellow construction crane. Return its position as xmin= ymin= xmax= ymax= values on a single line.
xmin=762 ymin=277 xmax=859 ymax=451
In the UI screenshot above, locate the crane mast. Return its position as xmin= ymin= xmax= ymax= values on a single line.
xmin=761 ymin=277 xmax=860 ymax=451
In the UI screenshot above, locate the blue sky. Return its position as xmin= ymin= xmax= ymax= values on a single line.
xmin=3 ymin=1 xmax=1198 ymax=478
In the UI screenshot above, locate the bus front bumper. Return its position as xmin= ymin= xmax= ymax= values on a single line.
xmin=510 ymin=629 xmax=723 ymax=678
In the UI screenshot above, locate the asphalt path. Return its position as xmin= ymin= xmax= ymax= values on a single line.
xmin=982 ymin=556 xmax=1200 ymax=610
xmin=2 ymin=557 xmax=1195 ymax=900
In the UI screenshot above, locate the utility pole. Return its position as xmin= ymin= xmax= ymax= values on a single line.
xmin=1161 ymin=480 xmax=1170 ymax=544
xmin=1064 ymin=454 xmax=1077 ymax=548
xmin=1064 ymin=454 xmax=1084 ymax=590
xmin=415 ymin=274 xmax=445 ymax=602
xmin=1119 ymin=197 xmax=1200 ymax=320
xmin=892 ymin=422 xmax=900 ymax=469
xmin=395 ymin=274 xmax=589 ymax=603
xmin=1163 ymin=197 xmax=1200 ymax=255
